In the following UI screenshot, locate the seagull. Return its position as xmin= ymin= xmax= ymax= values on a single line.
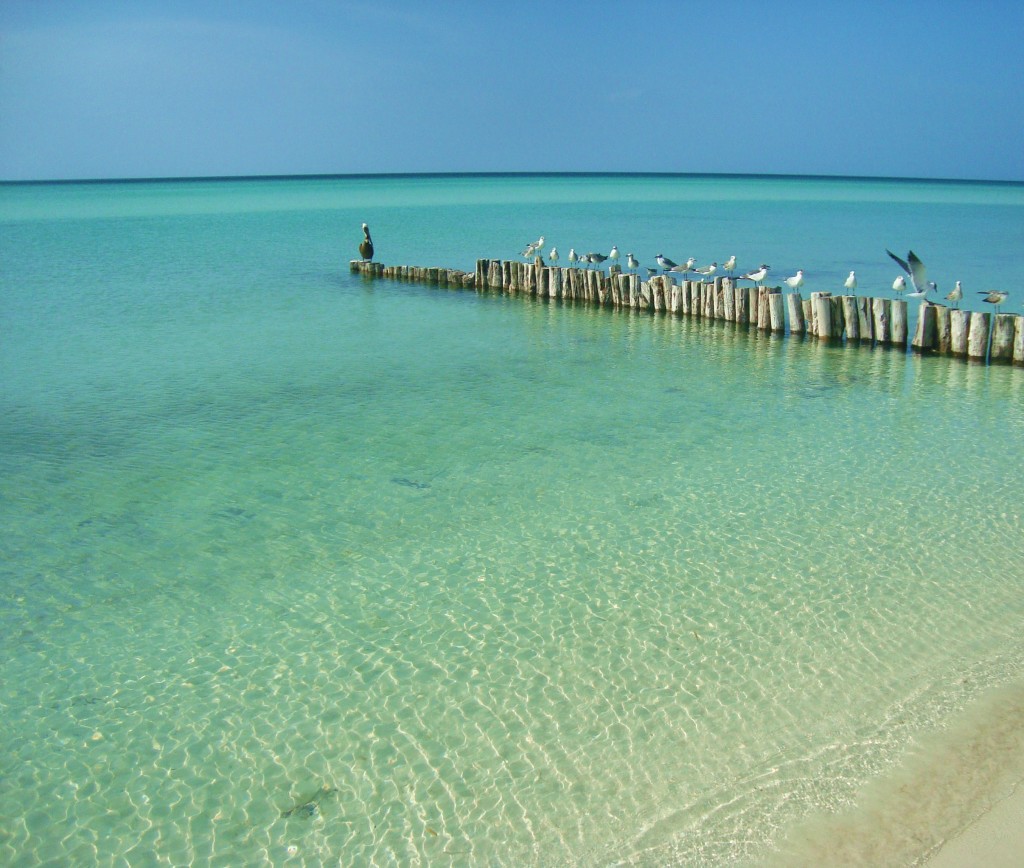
xmin=655 ymin=254 xmax=678 ymax=272
xmin=783 ymin=270 xmax=804 ymax=292
xmin=693 ymin=262 xmax=718 ymax=281
xmin=587 ymin=252 xmax=608 ymax=268
xmin=568 ymin=248 xmax=578 ymax=267
xmin=723 ymin=255 xmax=737 ymax=276
xmin=892 ymin=276 xmax=907 ymax=294
xmin=739 ymin=264 xmax=770 ymax=286
xmin=978 ymin=290 xmax=1009 ymax=313
xmin=626 ymin=252 xmax=639 ymax=274
xmin=609 ymin=246 xmax=620 ymax=269
xmin=844 ymin=271 xmax=857 ymax=294
xmin=644 ymin=267 xmax=658 ymax=278
xmin=359 ymin=223 xmax=374 ymax=261
xmin=945 ymin=280 xmax=962 ymax=308
xmin=549 ymin=247 xmax=559 ymax=266
xmin=886 ymin=249 xmax=928 ymax=295
xmin=908 ymin=281 xmax=937 ymax=300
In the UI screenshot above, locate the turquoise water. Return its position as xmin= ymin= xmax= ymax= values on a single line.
xmin=2 ymin=174 xmax=1024 ymax=865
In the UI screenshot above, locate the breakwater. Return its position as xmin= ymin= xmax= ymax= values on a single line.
xmin=350 ymin=259 xmax=1024 ymax=366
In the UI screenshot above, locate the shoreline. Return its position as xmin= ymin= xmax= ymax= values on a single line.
xmin=925 ymin=781 xmax=1024 ymax=866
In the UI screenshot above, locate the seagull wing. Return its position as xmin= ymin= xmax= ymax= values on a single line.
xmin=886 ymin=249 xmax=911 ymax=276
xmin=907 ymin=251 xmax=928 ymax=294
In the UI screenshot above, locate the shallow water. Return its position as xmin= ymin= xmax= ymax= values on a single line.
xmin=2 ymin=174 xmax=1023 ymax=864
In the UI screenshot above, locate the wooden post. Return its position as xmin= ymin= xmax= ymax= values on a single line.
xmin=703 ymin=281 xmax=715 ymax=319
xmin=991 ymin=314 xmax=1016 ymax=362
xmin=934 ymin=306 xmax=952 ymax=353
xmin=949 ymin=309 xmax=970 ymax=356
xmin=829 ymin=296 xmax=845 ymax=339
xmin=842 ymin=296 xmax=859 ymax=340
xmin=712 ymin=277 xmax=725 ymax=320
xmin=812 ymin=292 xmax=832 ymax=339
xmin=748 ymin=287 xmax=759 ymax=324
xmin=768 ymin=289 xmax=785 ymax=332
xmin=1015 ymin=316 xmax=1024 ymax=366
xmin=787 ymin=292 xmax=804 ymax=334
xmin=654 ymin=276 xmax=668 ymax=311
xmin=854 ymin=297 xmax=872 ymax=342
xmin=967 ymin=311 xmax=991 ymax=360
xmin=691 ymin=281 xmax=703 ymax=317
xmin=723 ymin=279 xmax=735 ymax=322
xmin=735 ymin=281 xmax=749 ymax=324
xmin=671 ymin=283 xmax=684 ymax=315
xmin=911 ymin=303 xmax=938 ymax=352
xmin=872 ymin=297 xmax=891 ymax=344
xmin=548 ymin=267 xmax=561 ymax=299
xmin=891 ymin=300 xmax=908 ymax=347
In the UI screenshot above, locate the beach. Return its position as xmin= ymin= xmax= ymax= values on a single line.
xmin=2 ymin=173 xmax=1023 ymax=864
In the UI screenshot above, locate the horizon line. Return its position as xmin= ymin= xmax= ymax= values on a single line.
xmin=3 ymin=170 xmax=1023 ymax=188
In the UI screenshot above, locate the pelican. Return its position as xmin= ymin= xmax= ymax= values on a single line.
xmin=739 ymin=264 xmax=770 ymax=286
xmin=886 ymin=249 xmax=928 ymax=295
xmin=978 ymin=290 xmax=1009 ymax=313
xmin=723 ymin=255 xmax=737 ymax=275
xmin=656 ymin=254 xmax=678 ymax=272
xmin=626 ymin=252 xmax=639 ymax=274
xmin=609 ymin=246 xmax=620 ymax=269
xmin=892 ymin=276 xmax=906 ymax=294
xmin=359 ymin=223 xmax=374 ymax=261
xmin=568 ymin=248 xmax=578 ymax=267
xmin=783 ymin=270 xmax=804 ymax=292
xmin=945 ymin=280 xmax=962 ymax=308
xmin=844 ymin=271 xmax=857 ymax=294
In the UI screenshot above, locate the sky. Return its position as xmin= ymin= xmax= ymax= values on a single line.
xmin=1 ymin=0 xmax=1023 ymax=182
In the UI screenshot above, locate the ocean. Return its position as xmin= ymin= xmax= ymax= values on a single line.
xmin=2 ymin=173 xmax=1023 ymax=865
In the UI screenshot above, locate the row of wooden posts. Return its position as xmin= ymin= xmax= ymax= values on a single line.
xmin=350 ymin=258 xmax=1024 ymax=366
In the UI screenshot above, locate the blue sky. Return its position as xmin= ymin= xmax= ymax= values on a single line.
xmin=2 ymin=0 xmax=1022 ymax=181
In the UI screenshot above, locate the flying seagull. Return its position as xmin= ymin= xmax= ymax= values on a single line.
xmin=886 ymin=249 xmax=928 ymax=296
xmin=359 ymin=223 xmax=374 ymax=261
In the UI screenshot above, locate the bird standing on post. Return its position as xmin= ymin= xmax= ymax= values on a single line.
xmin=723 ymin=255 xmax=737 ymax=276
xmin=946 ymin=281 xmax=963 ymax=307
xmin=626 ymin=253 xmax=639 ymax=274
xmin=739 ymin=264 xmax=770 ymax=286
xmin=978 ymin=290 xmax=1009 ymax=313
xmin=609 ymin=246 xmax=620 ymax=270
xmin=783 ymin=270 xmax=804 ymax=292
xmin=892 ymin=276 xmax=906 ymax=295
xmin=359 ymin=223 xmax=374 ymax=261
xmin=844 ymin=271 xmax=857 ymax=295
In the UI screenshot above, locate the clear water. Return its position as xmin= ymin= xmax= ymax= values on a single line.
xmin=2 ymin=174 xmax=1023 ymax=865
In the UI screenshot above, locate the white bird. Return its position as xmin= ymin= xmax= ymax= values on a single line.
xmin=783 ymin=270 xmax=804 ymax=292
xmin=844 ymin=271 xmax=857 ymax=294
xmin=609 ymin=246 xmax=620 ymax=269
xmin=892 ymin=276 xmax=906 ymax=294
xmin=739 ymin=264 xmax=770 ymax=286
xmin=685 ymin=257 xmax=697 ymax=272
xmin=549 ymin=247 xmax=559 ymax=265
xmin=568 ymin=248 xmax=578 ymax=267
xmin=693 ymin=262 xmax=718 ymax=281
xmin=656 ymin=254 xmax=678 ymax=272
xmin=908 ymin=281 xmax=937 ymax=300
xmin=945 ymin=280 xmax=962 ymax=307
xmin=723 ymin=255 xmax=737 ymax=275
xmin=886 ymin=249 xmax=928 ymax=295
xmin=978 ymin=290 xmax=1009 ymax=313
xmin=626 ymin=252 xmax=639 ymax=274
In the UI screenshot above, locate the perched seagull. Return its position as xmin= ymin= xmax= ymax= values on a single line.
xmin=549 ymin=247 xmax=559 ymax=266
xmin=626 ymin=252 xmax=639 ymax=274
xmin=945 ymin=280 xmax=963 ymax=308
xmin=693 ymin=262 xmax=718 ymax=281
xmin=568 ymin=248 xmax=579 ymax=267
xmin=886 ymin=249 xmax=928 ymax=295
xmin=892 ymin=276 xmax=907 ymax=295
xmin=644 ymin=267 xmax=658 ymax=278
xmin=844 ymin=271 xmax=857 ymax=295
xmin=978 ymin=290 xmax=1009 ymax=313
xmin=587 ymin=252 xmax=608 ymax=268
xmin=723 ymin=255 xmax=737 ymax=276
xmin=655 ymin=254 xmax=678 ymax=272
xmin=739 ymin=264 xmax=770 ymax=286
xmin=609 ymin=246 xmax=620 ymax=269
xmin=783 ymin=270 xmax=805 ymax=292
xmin=359 ymin=223 xmax=374 ymax=261
xmin=686 ymin=257 xmax=697 ymax=272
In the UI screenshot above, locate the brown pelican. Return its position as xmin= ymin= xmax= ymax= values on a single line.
xmin=359 ymin=223 xmax=374 ymax=261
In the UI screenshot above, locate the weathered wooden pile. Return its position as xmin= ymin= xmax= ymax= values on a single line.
xmin=350 ymin=258 xmax=1024 ymax=366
